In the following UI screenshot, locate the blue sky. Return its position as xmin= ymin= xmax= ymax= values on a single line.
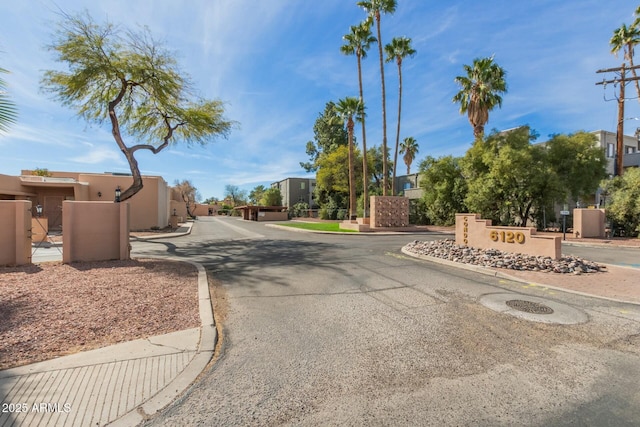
xmin=1 ymin=0 xmax=638 ymax=200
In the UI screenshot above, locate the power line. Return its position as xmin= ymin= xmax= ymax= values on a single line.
xmin=595 ymin=63 xmax=640 ymax=176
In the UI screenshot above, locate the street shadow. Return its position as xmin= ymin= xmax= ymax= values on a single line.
xmin=165 ymin=237 xmax=351 ymax=292
xmin=0 ymin=264 xmax=43 ymax=275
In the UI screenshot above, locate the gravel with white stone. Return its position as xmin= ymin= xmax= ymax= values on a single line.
xmin=404 ymin=239 xmax=604 ymax=274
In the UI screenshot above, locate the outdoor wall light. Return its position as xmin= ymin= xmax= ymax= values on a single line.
xmin=36 ymin=204 xmax=43 ymax=217
xmin=115 ymin=186 xmax=121 ymax=203
xmin=173 ymin=208 xmax=177 ymax=216
xmin=97 ymin=191 xmax=102 ymax=198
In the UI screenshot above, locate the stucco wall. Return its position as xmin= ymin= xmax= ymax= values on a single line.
xmin=257 ymin=211 xmax=288 ymax=221
xmin=573 ymin=208 xmax=606 ymax=238
xmin=79 ymin=174 xmax=165 ymax=230
xmin=62 ymin=201 xmax=130 ymax=263
xmin=455 ymin=213 xmax=561 ymax=259
xmin=0 ymin=201 xmax=32 ymax=266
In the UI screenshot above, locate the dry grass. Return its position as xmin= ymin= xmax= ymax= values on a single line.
xmin=0 ymin=259 xmax=200 ymax=370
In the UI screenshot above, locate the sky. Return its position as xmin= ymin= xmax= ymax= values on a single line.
xmin=1 ymin=0 xmax=639 ymax=201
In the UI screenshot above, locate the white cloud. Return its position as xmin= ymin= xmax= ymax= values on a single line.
xmin=71 ymin=146 xmax=123 ymax=164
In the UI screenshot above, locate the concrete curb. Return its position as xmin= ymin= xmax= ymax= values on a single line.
xmin=129 ymin=221 xmax=194 ymax=241
xmin=400 ymin=245 xmax=640 ymax=307
xmin=107 ymin=259 xmax=216 ymax=426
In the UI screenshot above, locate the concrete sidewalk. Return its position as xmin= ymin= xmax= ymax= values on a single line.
xmin=0 ymin=259 xmax=215 ymax=427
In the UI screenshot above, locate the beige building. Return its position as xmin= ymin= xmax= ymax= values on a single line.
xmin=0 ymin=170 xmax=171 ymax=231
xmin=592 ymin=130 xmax=640 ymax=176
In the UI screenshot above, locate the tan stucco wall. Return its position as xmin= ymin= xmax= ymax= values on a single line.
xmin=7 ymin=171 xmax=169 ymax=230
xmin=455 ymin=213 xmax=561 ymax=259
xmin=257 ymin=211 xmax=288 ymax=221
xmin=192 ymin=203 xmax=222 ymax=216
xmin=0 ymin=174 xmax=35 ymax=198
xmin=0 ymin=201 xmax=32 ymax=266
xmin=32 ymin=217 xmax=48 ymax=243
xmin=62 ymin=201 xmax=130 ymax=263
xmin=573 ymin=208 xmax=606 ymax=238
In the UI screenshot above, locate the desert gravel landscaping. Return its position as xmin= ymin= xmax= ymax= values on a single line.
xmin=0 ymin=259 xmax=200 ymax=370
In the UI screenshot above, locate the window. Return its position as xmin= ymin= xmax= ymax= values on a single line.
xmin=607 ymin=143 xmax=615 ymax=158
xmin=626 ymin=146 xmax=636 ymax=154
xmin=301 ymin=182 xmax=305 ymax=190
xmin=404 ymin=182 xmax=412 ymax=190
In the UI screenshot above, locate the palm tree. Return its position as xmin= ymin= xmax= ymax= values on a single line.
xmin=399 ymin=136 xmax=419 ymax=174
xmin=610 ymin=23 xmax=640 ymax=102
xmin=453 ymin=56 xmax=507 ymax=140
xmin=341 ymin=19 xmax=376 ymax=217
xmin=358 ymin=0 xmax=397 ymax=196
xmin=0 ymin=67 xmax=17 ymax=133
xmin=334 ymin=97 xmax=363 ymax=220
xmin=385 ymin=36 xmax=416 ymax=195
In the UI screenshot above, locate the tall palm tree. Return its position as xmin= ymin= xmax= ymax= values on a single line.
xmin=610 ymin=23 xmax=640 ymax=102
xmin=399 ymin=136 xmax=419 ymax=174
xmin=0 ymin=67 xmax=17 ymax=133
xmin=334 ymin=97 xmax=363 ymax=220
xmin=452 ymin=56 xmax=507 ymax=139
xmin=358 ymin=0 xmax=397 ymax=196
xmin=341 ymin=19 xmax=376 ymax=217
xmin=385 ymin=36 xmax=416 ymax=195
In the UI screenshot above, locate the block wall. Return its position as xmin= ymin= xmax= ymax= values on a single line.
xmin=370 ymin=196 xmax=409 ymax=228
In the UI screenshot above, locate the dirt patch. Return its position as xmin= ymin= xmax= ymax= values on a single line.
xmin=0 ymin=259 xmax=199 ymax=370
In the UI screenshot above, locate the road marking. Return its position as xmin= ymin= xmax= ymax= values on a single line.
xmin=212 ymin=217 xmax=264 ymax=239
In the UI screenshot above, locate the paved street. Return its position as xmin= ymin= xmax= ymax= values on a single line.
xmin=133 ymin=217 xmax=640 ymax=426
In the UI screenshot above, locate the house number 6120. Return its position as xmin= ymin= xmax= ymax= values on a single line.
xmin=489 ymin=230 xmax=525 ymax=244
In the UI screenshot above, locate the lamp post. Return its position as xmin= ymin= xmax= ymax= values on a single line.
xmin=36 ymin=204 xmax=43 ymax=217
xmin=115 ymin=186 xmax=121 ymax=203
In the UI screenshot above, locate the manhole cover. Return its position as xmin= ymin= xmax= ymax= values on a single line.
xmin=506 ymin=299 xmax=554 ymax=314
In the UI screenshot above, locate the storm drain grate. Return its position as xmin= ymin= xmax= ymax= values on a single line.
xmin=506 ymin=299 xmax=554 ymax=315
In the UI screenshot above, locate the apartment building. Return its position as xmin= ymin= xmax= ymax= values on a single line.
xmin=271 ymin=177 xmax=318 ymax=209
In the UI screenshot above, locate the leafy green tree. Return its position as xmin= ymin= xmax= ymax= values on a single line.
xmin=341 ymin=18 xmax=376 ymax=216
xmin=0 ymin=66 xmax=17 ymax=134
xmin=399 ymin=136 xmax=419 ymax=174
xmin=32 ymin=168 xmax=52 ymax=177
xmin=315 ymin=145 xmax=363 ymax=212
xmin=301 ymin=101 xmax=348 ymax=172
xmin=367 ymin=144 xmax=391 ymax=194
xmin=358 ymin=0 xmax=397 ymax=195
xmin=259 ymin=187 xmax=282 ymax=206
xmin=385 ymin=36 xmax=416 ymax=194
xmin=462 ymin=127 xmax=559 ymax=226
xmin=334 ymin=96 xmax=363 ymax=220
xmin=453 ymin=56 xmax=507 ymax=139
xmin=545 ymin=131 xmax=608 ymax=204
xmin=602 ymin=167 xmax=640 ymax=236
xmin=291 ymin=201 xmax=310 ymax=218
xmin=418 ymin=155 xmax=468 ymax=226
xmin=41 ymin=12 xmax=235 ymax=201
xmin=249 ymin=185 xmax=267 ymax=205
xmin=174 ymin=179 xmax=200 ymax=217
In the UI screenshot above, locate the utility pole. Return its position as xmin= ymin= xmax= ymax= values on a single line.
xmin=596 ymin=63 xmax=640 ymax=176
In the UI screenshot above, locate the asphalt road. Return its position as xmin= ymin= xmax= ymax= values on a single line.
xmin=135 ymin=217 xmax=640 ymax=426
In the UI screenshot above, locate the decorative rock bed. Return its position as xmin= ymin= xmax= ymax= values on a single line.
xmin=404 ymin=239 xmax=604 ymax=274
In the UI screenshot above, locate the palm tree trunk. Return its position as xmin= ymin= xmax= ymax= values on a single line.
xmin=392 ymin=59 xmax=402 ymax=195
xmin=630 ymin=58 xmax=640 ymax=104
xmin=348 ymin=119 xmax=356 ymax=220
xmin=375 ymin=14 xmax=388 ymax=196
xmin=358 ymin=54 xmax=369 ymax=218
